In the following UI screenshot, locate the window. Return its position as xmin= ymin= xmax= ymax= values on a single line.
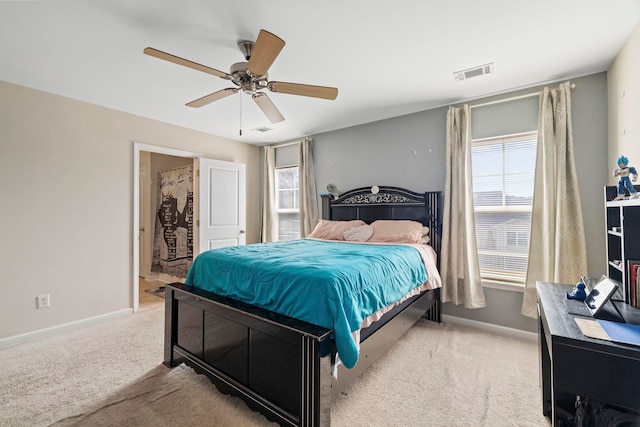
xmin=471 ymin=131 xmax=537 ymax=284
xmin=275 ymin=166 xmax=300 ymax=241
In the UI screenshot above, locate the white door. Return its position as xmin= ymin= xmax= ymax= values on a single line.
xmin=198 ymin=158 xmax=246 ymax=252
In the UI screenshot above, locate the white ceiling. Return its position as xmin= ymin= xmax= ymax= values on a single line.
xmin=1 ymin=1 xmax=639 ymax=145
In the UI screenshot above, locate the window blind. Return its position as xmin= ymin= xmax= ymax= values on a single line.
xmin=472 ymin=132 xmax=537 ymax=283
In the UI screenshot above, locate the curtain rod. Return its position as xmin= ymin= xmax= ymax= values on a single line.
xmin=271 ymin=136 xmax=313 ymax=149
xmin=272 ymin=141 xmax=299 ymax=148
xmin=470 ymin=83 xmax=575 ymax=110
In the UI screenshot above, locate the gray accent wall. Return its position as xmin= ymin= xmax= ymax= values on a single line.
xmin=471 ymin=94 xmax=538 ymax=138
xmin=307 ymin=72 xmax=609 ymax=333
xmin=313 ymin=108 xmax=447 ymax=194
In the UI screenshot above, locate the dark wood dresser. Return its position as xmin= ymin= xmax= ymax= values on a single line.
xmin=537 ymin=281 xmax=640 ymax=425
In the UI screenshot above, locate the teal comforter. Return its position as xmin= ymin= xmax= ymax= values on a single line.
xmin=185 ymin=239 xmax=427 ymax=368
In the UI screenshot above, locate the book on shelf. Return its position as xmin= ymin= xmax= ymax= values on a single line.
xmin=628 ymin=260 xmax=640 ymax=308
xmin=637 ymin=265 xmax=640 ymax=309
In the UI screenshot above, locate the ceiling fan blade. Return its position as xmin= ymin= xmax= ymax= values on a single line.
xmin=247 ymin=30 xmax=285 ymax=77
xmin=144 ymin=47 xmax=230 ymax=79
xmin=186 ymin=88 xmax=238 ymax=108
xmin=268 ymin=81 xmax=338 ymax=100
xmin=252 ymin=92 xmax=285 ymax=123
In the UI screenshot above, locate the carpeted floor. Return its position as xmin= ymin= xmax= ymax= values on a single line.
xmin=0 ymin=304 xmax=549 ymax=426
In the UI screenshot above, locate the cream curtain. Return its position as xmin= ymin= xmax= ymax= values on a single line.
xmin=261 ymin=145 xmax=276 ymax=242
xmin=521 ymin=82 xmax=587 ymax=318
xmin=441 ymin=105 xmax=486 ymax=308
xmin=299 ymin=137 xmax=319 ymax=236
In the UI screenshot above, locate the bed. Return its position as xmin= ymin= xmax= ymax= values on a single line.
xmin=163 ymin=186 xmax=442 ymax=426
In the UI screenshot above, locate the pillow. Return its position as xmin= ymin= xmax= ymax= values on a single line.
xmin=420 ymin=226 xmax=430 ymax=244
xmin=308 ymin=219 xmax=366 ymax=241
xmin=369 ymin=220 xmax=424 ymax=244
xmin=343 ymin=224 xmax=374 ymax=242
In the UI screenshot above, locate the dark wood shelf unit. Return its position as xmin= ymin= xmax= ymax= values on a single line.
xmin=604 ymin=185 xmax=640 ymax=306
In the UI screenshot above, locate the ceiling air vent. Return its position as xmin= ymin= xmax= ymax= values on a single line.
xmin=454 ymin=63 xmax=494 ymax=82
xmin=251 ymin=126 xmax=272 ymax=133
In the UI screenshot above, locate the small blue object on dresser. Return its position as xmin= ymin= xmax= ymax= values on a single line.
xmin=567 ymin=281 xmax=587 ymax=301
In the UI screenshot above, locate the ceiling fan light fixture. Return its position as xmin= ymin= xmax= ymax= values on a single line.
xmin=229 ymin=62 xmax=268 ymax=93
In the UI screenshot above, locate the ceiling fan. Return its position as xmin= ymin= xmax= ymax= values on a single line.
xmin=144 ymin=29 xmax=338 ymax=125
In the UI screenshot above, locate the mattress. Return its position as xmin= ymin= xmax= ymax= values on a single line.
xmin=185 ymin=238 xmax=440 ymax=368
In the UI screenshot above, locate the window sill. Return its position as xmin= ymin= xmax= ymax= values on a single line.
xmin=481 ymin=279 xmax=525 ymax=292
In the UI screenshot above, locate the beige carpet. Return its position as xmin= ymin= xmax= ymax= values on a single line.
xmin=0 ymin=303 xmax=549 ymax=426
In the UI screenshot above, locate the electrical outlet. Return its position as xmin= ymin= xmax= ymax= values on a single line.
xmin=37 ymin=294 xmax=50 ymax=309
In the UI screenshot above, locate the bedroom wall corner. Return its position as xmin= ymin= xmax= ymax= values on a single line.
xmin=608 ymin=19 xmax=640 ymax=183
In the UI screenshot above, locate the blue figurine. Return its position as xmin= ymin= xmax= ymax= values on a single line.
xmin=613 ymin=155 xmax=639 ymax=200
xmin=567 ymin=281 xmax=587 ymax=301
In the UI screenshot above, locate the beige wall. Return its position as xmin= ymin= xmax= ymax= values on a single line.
xmin=608 ymin=20 xmax=640 ymax=182
xmin=0 ymin=81 xmax=259 ymax=340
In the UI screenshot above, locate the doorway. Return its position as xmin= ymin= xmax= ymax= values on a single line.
xmin=133 ymin=143 xmax=199 ymax=312
xmin=132 ymin=143 xmax=247 ymax=313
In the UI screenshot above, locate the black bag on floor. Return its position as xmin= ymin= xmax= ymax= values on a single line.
xmin=574 ymin=397 xmax=640 ymax=427
xmin=593 ymin=407 xmax=640 ymax=427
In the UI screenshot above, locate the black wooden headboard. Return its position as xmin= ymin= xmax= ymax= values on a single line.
xmin=320 ymin=186 xmax=442 ymax=262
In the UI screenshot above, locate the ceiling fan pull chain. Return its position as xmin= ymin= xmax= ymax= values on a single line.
xmin=239 ymin=91 xmax=243 ymax=136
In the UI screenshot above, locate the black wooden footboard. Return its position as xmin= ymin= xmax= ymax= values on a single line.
xmin=164 ymin=282 xmax=440 ymax=426
xmin=164 ymin=282 xmax=333 ymax=426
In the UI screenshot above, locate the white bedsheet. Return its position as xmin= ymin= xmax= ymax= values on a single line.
xmin=356 ymin=242 xmax=441 ymax=332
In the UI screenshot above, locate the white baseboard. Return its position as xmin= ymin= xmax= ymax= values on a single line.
xmin=442 ymin=314 xmax=538 ymax=343
xmin=0 ymin=308 xmax=133 ymax=349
